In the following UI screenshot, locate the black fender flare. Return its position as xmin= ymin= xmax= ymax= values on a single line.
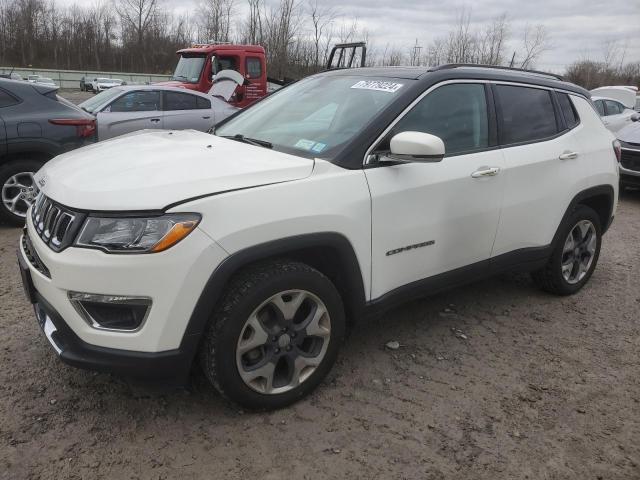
xmin=178 ymin=232 xmax=367 ymax=363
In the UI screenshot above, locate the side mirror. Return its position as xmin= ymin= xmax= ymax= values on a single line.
xmin=389 ymin=131 xmax=445 ymax=162
xmin=631 ymin=113 xmax=640 ymax=122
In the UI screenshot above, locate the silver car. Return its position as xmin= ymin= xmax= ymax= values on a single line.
xmin=78 ymin=85 xmax=238 ymax=141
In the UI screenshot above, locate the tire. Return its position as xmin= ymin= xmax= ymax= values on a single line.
xmin=0 ymin=159 xmax=44 ymax=226
xmin=199 ymin=260 xmax=346 ymax=410
xmin=532 ymin=205 xmax=602 ymax=295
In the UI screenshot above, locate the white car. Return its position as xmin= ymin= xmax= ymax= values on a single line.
xmin=617 ymin=113 xmax=640 ymax=189
xmin=35 ymin=77 xmax=57 ymax=87
xmin=89 ymin=77 xmax=123 ymax=93
xmin=19 ymin=66 xmax=619 ymax=410
xmin=26 ymin=75 xmax=41 ymax=83
xmin=78 ymin=85 xmax=238 ymax=141
xmin=591 ymin=86 xmax=638 ymax=133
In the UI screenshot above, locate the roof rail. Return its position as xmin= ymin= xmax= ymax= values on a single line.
xmin=430 ymin=64 xmax=564 ymax=81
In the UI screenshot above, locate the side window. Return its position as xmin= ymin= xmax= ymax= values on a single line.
xmin=164 ymin=91 xmax=204 ymax=110
xmin=604 ymin=100 xmax=623 ymax=115
xmin=216 ymin=56 xmax=237 ymax=73
xmin=110 ymin=91 xmax=160 ymax=112
xmin=495 ymin=85 xmax=558 ymax=144
xmin=594 ymin=100 xmax=605 ymax=116
xmin=0 ymin=88 xmax=19 ymax=108
xmin=557 ymin=93 xmax=579 ymax=129
xmin=246 ymin=57 xmax=262 ymax=79
xmin=387 ymin=83 xmax=489 ymax=155
xmin=196 ymin=96 xmax=211 ymax=109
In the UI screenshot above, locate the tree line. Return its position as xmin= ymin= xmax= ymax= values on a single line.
xmin=0 ymin=0 xmax=638 ymax=89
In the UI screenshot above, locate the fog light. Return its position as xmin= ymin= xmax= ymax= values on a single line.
xmin=68 ymin=292 xmax=151 ymax=331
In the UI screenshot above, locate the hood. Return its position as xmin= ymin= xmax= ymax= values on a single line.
xmin=618 ymin=122 xmax=640 ymax=145
xmin=591 ymin=86 xmax=637 ymax=109
xmin=35 ymin=130 xmax=314 ymax=211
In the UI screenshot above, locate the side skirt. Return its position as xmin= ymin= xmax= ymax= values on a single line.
xmin=362 ymin=245 xmax=552 ymax=320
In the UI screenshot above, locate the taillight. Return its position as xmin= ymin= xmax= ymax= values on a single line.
xmin=612 ymin=140 xmax=621 ymax=162
xmin=49 ymin=118 xmax=96 ymax=138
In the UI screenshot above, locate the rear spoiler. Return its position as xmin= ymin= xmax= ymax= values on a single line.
xmin=32 ymin=83 xmax=59 ymax=95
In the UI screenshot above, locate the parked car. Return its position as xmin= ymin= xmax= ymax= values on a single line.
xmin=36 ymin=77 xmax=57 ymax=87
xmin=591 ymin=86 xmax=638 ymax=133
xmin=19 ymin=65 xmax=618 ymax=410
xmin=89 ymin=77 xmax=123 ymax=93
xmin=0 ymin=72 xmax=23 ymax=81
xmin=78 ymin=85 xmax=237 ymax=141
xmin=0 ymin=78 xmax=96 ymax=225
xmin=26 ymin=75 xmax=41 ymax=83
xmin=79 ymin=76 xmax=91 ymax=92
xmin=617 ymin=113 xmax=640 ymax=189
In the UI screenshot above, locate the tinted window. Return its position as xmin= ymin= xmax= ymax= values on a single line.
xmin=0 ymin=89 xmax=18 ymax=108
xmin=197 ymin=96 xmax=210 ymax=109
xmin=558 ymin=93 xmax=579 ymax=129
xmin=389 ymin=83 xmax=489 ymax=155
xmin=496 ymin=85 xmax=558 ymax=144
xmin=594 ymin=100 xmax=605 ymax=116
xmin=604 ymin=100 xmax=623 ymax=115
xmin=246 ymin=57 xmax=262 ymax=79
xmin=164 ymin=91 xmax=207 ymax=110
xmin=110 ymin=91 xmax=160 ymax=112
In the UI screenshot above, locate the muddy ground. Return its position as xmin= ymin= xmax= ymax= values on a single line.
xmin=1 ymin=192 xmax=639 ymax=479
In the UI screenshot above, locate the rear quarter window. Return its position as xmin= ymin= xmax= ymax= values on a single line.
xmin=557 ymin=93 xmax=580 ymax=129
xmin=0 ymin=88 xmax=19 ymax=108
xmin=495 ymin=84 xmax=558 ymax=144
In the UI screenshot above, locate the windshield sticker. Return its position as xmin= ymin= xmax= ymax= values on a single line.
xmin=294 ymin=139 xmax=317 ymax=151
xmin=311 ymin=142 xmax=327 ymax=153
xmin=351 ymin=80 xmax=403 ymax=93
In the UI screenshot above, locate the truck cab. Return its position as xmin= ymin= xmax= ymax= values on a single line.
xmin=157 ymin=44 xmax=267 ymax=108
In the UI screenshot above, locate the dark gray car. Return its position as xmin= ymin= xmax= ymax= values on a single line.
xmin=0 ymin=79 xmax=96 ymax=225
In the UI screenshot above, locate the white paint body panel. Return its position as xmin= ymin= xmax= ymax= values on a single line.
xmin=34 ymin=130 xmax=314 ymax=211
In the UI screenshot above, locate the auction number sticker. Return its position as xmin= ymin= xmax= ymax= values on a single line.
xmin=351 ymin=81 xmax=403 ymax=93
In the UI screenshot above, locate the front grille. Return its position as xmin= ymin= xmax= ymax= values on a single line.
xmin=30 ymin=194 xmax=86 ymax=252
xmin=22 ymin=230 xmax=51 ymax=278
xmin=621 ymin=148 xmax=640 ymax=172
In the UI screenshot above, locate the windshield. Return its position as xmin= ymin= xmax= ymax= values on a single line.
xmin=215 ymin=75 xmax=406 ymax=160
xmin=79 ymin=87 xmax=123 ymax=113
xmin=172 ymin=55 xmax=206 ymax=83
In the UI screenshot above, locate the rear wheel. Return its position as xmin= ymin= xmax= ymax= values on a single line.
xmin=532 ymin=205 xmax=602 ymax=295
xmin=0 ymin=160 xmax=44 ymax=226
xmin=199 ymin=260 xmax=345 ymax=410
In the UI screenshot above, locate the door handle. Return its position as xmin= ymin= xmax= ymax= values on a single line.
xmin=150 ymin=118 xmax=160 ymax=123
xmin=471 ymin=166 xmax=500 ymax=178
xmin=202 ymin=116 xmax=211 ymax=119
xmin=559 ymin=151 xmax=579 ymax=160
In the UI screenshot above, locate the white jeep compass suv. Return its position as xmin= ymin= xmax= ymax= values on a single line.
xmin=18 ymin=65 xmax=619 ymax=410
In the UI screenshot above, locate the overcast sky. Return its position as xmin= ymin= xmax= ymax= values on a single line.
xmin=65 ymin=0 xmax=640 ymax=72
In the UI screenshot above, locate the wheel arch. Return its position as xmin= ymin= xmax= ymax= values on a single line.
xmin=553 ymin=185 xmax=615 ymax=247
xmin=179 ymin=232 xmax=367 ymax=359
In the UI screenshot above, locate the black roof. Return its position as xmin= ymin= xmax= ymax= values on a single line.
xmin=326 ymin=64 xmax=589 ymax=97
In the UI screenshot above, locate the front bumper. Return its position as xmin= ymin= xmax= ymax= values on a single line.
xmin=18 ymin=211 xmax=228 ymax=380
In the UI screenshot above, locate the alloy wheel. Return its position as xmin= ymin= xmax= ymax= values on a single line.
xmin=236 ymin=289 xmax=331 ymax=395
xmin=1 ymin=172 xmax=37 ymax=218
xmin=561 ymin=220 xmax=597 ymax=284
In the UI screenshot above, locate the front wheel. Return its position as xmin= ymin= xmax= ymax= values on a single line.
xmin=199 ymin=260 xmax=345 ymax=410
xmin=532 ymin=205 xmax=602 ymax=295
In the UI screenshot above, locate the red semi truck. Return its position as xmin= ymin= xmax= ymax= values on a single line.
xmin=156 ymin=43 xmax=268 ymax=108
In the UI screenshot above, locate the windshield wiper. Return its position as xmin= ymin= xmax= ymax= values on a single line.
xmin=222 ymin=134 xmax=273 ymax=149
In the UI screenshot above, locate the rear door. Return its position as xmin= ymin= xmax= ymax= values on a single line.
xmin=162 ymin=91 xmax=214 ymax=131
xmin=0 ymin=87 xmax=21 ymax=156
xmin=244 ymin=56 xmax=266 ymax=106
xmin=96 ymin=90 xmax=162 ymax=140
xmin=491 ymin=84 xmax=582 ymax=257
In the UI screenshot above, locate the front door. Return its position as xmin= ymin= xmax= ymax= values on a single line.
xmin=365 ymin=82 xmax=505 ymax=299
xmin=98 ymin=90 xmax=163 ymax=140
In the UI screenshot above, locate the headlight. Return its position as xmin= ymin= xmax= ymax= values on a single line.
xmin=76 ymin=213 xmax=201 ymax=253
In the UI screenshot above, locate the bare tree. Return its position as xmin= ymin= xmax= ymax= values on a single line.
xmin=516 ymin=24 xmax=550 ymax=68
xmin=197 ymin=0 xmax=234 ymax=43
xmin=307 ymin=0 xmax=335 ymax=68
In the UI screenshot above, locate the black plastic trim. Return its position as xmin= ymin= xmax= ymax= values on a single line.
xmin=34 ymin=292 xmax=194 ymax=385
xmin=177 ymin=232 xmax=367 ymax=363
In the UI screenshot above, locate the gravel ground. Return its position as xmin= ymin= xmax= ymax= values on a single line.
xmin=1 ymin=192 xmax=639 ymax=480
